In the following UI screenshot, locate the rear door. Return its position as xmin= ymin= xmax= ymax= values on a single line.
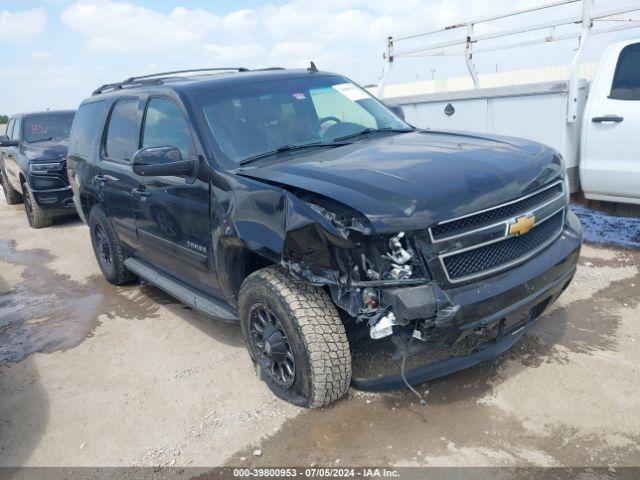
xmin=581 ymin=40 xmax=640 ymax=202
xmin=133 ymin=96 xmax=218 ymax=295
xmin=98 ymin=97 xmax=143 ymax=249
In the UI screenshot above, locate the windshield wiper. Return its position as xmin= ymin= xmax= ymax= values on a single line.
xmin=239 ymin=141 xmax=349 ymax=166
xmin=333 ymin=127 xmax=415 ymax=142
xmin=28 ymin=137 xmax=55 ymax=143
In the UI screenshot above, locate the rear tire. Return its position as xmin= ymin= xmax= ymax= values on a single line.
xmin=0 ymin=167 xmax=22 ymax=205
xmin=88 ymin=205 xmax=137 ymax=285
xmin=239 ymin=266 xmax=351 ymax=408
xmin=22 ymin=182 xmax=53 ymax=228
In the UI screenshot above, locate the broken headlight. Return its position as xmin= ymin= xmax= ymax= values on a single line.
xmin=361 ymin=231 xmax=425 ymax=282
xmin=384 ymin=232 xmax=414 ymax=280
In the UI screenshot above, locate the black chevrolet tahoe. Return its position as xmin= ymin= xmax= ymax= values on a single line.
xmin=68 ymin=68 xmax=582 ymax=408
xmin=0 ymin=110 xmax=76 ymax=228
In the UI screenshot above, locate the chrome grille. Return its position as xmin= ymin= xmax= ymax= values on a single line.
xmin=430 ymin=180 xmax=567 ymax=284
xmin=430 ymin=181 xmax=564 ymax=242
xmin=441 ymin=210 xmax=565 ymax=282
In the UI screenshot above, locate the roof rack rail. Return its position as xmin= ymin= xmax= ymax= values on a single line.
xmin=251 ymin=67 xmax=286 ymax=71
xmin=92 ymin=67 xmax=250 ymax=95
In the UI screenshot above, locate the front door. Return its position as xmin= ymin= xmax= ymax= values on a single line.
xmin=4 ymin=117 xmax=22 ymax=193
xmin=1 ymin=118 xmax=15 ymax=182
xmin=133 ymin=96 xmax=218 ymax=295
xmin=582 ymin=41 xmax=640 ymax=202
xmin=98 ymin=97 xmax=143 ymax=249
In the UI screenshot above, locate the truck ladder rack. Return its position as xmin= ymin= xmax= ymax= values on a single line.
xmin=378 ymin=0 xmax=640 ymax=122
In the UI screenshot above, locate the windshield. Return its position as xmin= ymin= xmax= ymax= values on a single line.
xmin=23 ymin=112 xmax=75 ymax=143
xmin=197 ymin=75 xmax=410 ymax=166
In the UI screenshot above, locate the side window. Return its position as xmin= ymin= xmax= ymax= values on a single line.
xmin=11 ymin=118 xmax=21 ymax=140
xmin=610 ymin=43 xmax=640 ymax=101
xmin=103 ymin=98 xmax=140 ymax=161
xmin=69 ymin=101 xmax=107 ymax=158
xmin=5 ymin=119 xmax=15 ymax=139
xmin=142 ymin=98 xmax=195 ymax=159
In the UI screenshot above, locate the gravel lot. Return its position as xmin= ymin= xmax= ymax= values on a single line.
xmin=0 ymin=190 xmax=639 ymax=468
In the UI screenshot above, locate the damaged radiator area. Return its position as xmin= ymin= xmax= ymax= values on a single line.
xmin=279 ymin=190 xmax=463 ymax=358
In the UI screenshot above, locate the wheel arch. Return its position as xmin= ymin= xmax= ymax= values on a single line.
xmin=217 ymin=242 xmax=275 ymax=306
xmin=80 ymin=191 xmax=100 ymax=222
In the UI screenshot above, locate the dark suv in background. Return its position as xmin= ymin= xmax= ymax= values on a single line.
xmin=68 ymin=68 xmax=581 ymax=408
xmin=0 ymin=110 xmax=76 ymax=228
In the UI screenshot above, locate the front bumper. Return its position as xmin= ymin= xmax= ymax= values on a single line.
xmin=31 ymin=184 xmax=75 ymax=216
xmin=351 ymin=209 xmax=582 ymax=391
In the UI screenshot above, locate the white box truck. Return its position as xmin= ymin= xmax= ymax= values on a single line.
xmin=377 ymin=0 xmax=640 ymax=208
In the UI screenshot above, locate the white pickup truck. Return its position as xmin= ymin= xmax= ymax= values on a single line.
xmin=378 ymin=0 xmax=640 ymax=208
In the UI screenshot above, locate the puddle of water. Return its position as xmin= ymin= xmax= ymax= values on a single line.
xmin=0 ymin=238 xmax=244 ymax=365
xmin=0 ymin=239 xmax=166 ymax=364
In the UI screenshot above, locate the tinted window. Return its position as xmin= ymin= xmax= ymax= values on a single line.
xmin=6 ymin=119 xmax=14 ymax=139
xmin=104 ymin=98 xmax=140 ymax=161
xmin=23 ymin=112 xmax=75 ymax=142
xmin=142 ymin=98 xmax=195 ymax=159
xmin=610 ymin=43 xmax=640 ymax=100
xmin=11 ymin=118 xmax=21 ymax=140
xmin=69 ymin=101 xmax=107 ymax=157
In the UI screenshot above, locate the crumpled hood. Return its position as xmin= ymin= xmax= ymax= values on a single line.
xmin=24 ymin=139 xmax=69 ymax=163
xmin=238 ymin=130 xmax=563 ymax=233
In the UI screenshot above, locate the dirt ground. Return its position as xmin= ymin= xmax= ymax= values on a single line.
xmin=0 ymin=190 xmax=639 ymax=469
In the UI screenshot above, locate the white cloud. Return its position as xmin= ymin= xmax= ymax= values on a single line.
xmin=31 ymin=50 xmax=54 ymax=61
xmin=202 ymin=43 xmax=265 ymax=65
xmin=2 ymin=0 xmax=630 ymax=113
xmin=0 ymin=8 xmax=46 ymax=40
xmin=61 ymin=1 xmax=221 ymax=51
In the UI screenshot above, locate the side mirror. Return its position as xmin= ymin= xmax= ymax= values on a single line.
xmin=131 ymin=146 xmax=196 ymax=178
xmin=0 ymin=136 xmax=19 ymax=147
xmin=387 ymin=104 xmax=405 ymax=121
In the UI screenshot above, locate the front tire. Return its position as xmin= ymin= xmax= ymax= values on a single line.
xmin=0 ymin=167 xmax=22 ymax=205
xmin=88 ymin=206 xmax=136 ymax=285
xmin=22 ymin=183 xmax=53 ymax=228
xmin=239 ymin=267 xmax=351 ymax=408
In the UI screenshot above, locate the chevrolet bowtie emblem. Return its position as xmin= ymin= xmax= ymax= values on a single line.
xmin=509 ymin=214 xmax=536 ymax=236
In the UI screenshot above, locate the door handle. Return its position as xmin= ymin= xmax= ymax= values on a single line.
xmin=592 ymin=115 xmax=624 ymax=123
xmin=93 ymin=174 xmax=118 ymax=185
xmin=131 ymin=187 xmax=151 ymax=199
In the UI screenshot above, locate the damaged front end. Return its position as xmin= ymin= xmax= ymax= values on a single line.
xmin=274 ymin=186 xmax=581 ymax=392
xmin=278 ymin=190 xmax=476 ymax=389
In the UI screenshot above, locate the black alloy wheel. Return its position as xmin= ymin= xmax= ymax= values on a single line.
xmin=248 ymin=303 xmax=296 ymax=388
xmin=93 ymin=223 xmax=113 ymax=273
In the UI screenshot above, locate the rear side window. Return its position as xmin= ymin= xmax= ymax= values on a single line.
xmin=69 ymin=101 xmax=107 ymax=157
xmin=610 ymin=43 xmax=640 ymax=101
xmin=104 ymin=98 xmax=140 ymax=161
xmin=142 ymin=98 xmax=195 ymax=159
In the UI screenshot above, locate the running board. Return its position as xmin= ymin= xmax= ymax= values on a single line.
xmin=124 ymin=258 xmax=238 ymax=321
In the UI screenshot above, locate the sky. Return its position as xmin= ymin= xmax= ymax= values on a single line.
xmin=0 ymin=0 xmax=639 ymax=113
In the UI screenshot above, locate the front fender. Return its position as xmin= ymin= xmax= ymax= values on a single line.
xmin=213 ymin=173 xmax=358 ymax=303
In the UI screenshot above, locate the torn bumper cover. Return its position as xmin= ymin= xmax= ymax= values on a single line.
xmin=351 ymin=210 xmax=582 ymax=391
